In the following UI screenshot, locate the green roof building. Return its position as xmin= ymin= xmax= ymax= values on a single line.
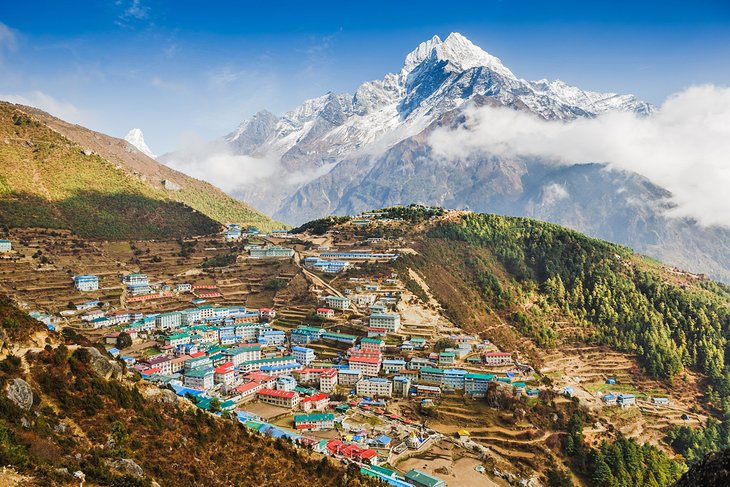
xmin=404 ymin=469 xmax=446 ymax=487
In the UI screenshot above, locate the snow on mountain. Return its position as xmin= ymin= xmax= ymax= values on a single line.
xmin=530 ymin=78 xmax=654 ymax=115
xmin=226 ymin=32 xmax=652 ymax=167
xmin=124 ymin=128 xmax=156 ymax=158
xmin=220 ymin=31 xmax=654 ymax=217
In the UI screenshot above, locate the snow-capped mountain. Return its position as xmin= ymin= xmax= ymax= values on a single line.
xmin=124 ymin=128 xmax=156 ymax=159
xmin=221 ymin=33 xmax=653 ymax=215
xmin=164 ymin=32 xmax=730 ymax=281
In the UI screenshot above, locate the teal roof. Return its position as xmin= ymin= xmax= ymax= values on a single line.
xmin=294 ymin=413 xmax=334 ymax=422
xmin=167 ymin=333 xmax=189 ymax=340
xmin=361 ymin=337 xmax=384 ymax=344
xmin=420 ymin=367 xmax=444 ymax=375
xmin=295 ymin=326 xmax=324 ymax=333
xmin=322 ymin=332 xmax=357 ymax=340
xmin=243 ymin=356 xmax=294 ymax=366
xmin=465 ymin=373 xmax=495 ymax=380
xmin=186 ymin=367 xmax=213 ymax=378
xmin=226 ymin=346 xmax=261 ymax=354
xmin=404 ymin=469 xmax=444 ymax=487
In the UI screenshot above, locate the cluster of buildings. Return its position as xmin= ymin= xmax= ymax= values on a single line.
xmin=304 ymin=257 xmax=351 ymax=274
xmin=601 ymin=393 xmax=637 ymax=408
xmin=223 ymin=225 xmax=290 ymax=242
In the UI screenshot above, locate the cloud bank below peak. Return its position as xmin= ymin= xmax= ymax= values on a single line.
xmin=429 ymin=84 xmax=730 ymax=228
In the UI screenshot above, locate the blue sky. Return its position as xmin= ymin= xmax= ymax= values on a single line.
xmin=1 ymin=0 xmax=729 ymax=153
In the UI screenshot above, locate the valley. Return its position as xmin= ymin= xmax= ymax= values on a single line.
xmin=1 ymin=207 xmax=724 ymax=486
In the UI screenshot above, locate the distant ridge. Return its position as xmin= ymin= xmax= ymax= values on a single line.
xmin=0 ymin=102 xmax=282 ymax=239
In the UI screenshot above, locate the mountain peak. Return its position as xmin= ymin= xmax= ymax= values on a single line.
xmin=124 ymin=128 xmax=156 ymax=158
xmin=402 ymin=32 xmax=515 ymax=78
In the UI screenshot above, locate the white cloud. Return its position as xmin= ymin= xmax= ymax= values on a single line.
xmin=115 ymin=0 xmax=151 ymax=27
xmin=429 ymin=85 xmax=730 ymax=228
xmin=161 ymin=135 xmax=330 ymax=195
xmin=0 ymin=91 xmax=92 ymax=125
xmin=541 ymin=183 xmax=569 ymax=206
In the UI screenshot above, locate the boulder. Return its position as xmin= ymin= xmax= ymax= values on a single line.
xmin=108 ymin=458 xmax=144 ymax=478
xmin=6 ymin=378 xmax=33 ymax=411
xmin=151 ymin=388 xmax=178 ymax=405
xmin=85 ymin=347 xmax=123 ymax=380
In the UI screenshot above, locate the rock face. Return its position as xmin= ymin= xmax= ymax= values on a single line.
xmin=6 ymin=378 xmax=33 ymax=411
xmin=85 ymin=347 xmax=123 ymax=380
xmin=146 ymin=388 xmax=178 ymax=405
xmin=108 ymin=458 xmax=144 ymax=478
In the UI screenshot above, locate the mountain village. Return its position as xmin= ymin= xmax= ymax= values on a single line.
xmin=0 ymin=208 xmax=701 ymax=487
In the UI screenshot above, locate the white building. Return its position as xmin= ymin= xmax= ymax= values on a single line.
xmin=483 ymin=352 xmax=513 ymax=366
xmin=351 ymin=294 xmax=376 ymax=306
xmin=325 ymin=296 xmax=351 ymax=310
xmin=197 ymin=306 xmax=216 ymax=319
xmin=180 ymin=308 xmax=201 ymax=326
xmin=184 ymin=367 xmax=214 ymax=390
xmin=123 ymin=273 xmax=148 ymax=286
xmin=165 ymin=333 xmax=190 ymax=347
xmin=356 ymin=378 xmax=393 ymax=398
xmin=348 ymin=356 xmax=381 ymax=377
xmin=234 ymin=323 xmax=261 ymax=342
xmin=155 ymin=312 xmax=182 ymax=330
xmin=319 ymin=369 xmax=338 ymax=393
xmin=382 ymin=359 xmax=407 ymax=374
xmin=292 ymin=346 xmax=316 ymax=366
xmin=214 ymin=363 xmax=236 ymax=386
xmin=0 ymin=240 xmax=11 ymax=252
xmin=369 ymin=313 xmax=401 ymax=333
xmin=337 ymin=368 xmax=363 ymax=387
xmin=224 ymin=346 xmax=262 ymax=366
xmin=276 ymin=375 xmax=298 ymax=392
xmin=73 ymin=275 xmax=99 ymax=292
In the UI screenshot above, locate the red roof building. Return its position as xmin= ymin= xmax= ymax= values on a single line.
xmin=257 ymin=387 xmax=300 ymax=408
xmin=300 ymin=392 xmax=330 ymax=412
xmin=234 ymin=381 xmax=262 ymax=400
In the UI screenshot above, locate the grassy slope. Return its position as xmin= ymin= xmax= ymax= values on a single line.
xmin=17 ymin=103 xmax=284 ymax=231
xmin=0 ymin=297 xmax=376 ymax=487
xmin=0 ymin=105 xmax=223 ymax=240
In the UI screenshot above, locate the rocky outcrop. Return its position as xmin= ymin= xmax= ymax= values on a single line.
xmin=85 ymin=347 xmax=123 ymax=380
xmin=108 ymin=458 xmax=144 ymax=478
xmin=145 ymin=387 xmax=178 ymax=405
xmin=6 ymin=378 xmax=33 ymax=411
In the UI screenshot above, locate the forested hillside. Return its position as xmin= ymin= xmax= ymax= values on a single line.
xmin=390 ymin=210 xmax=730 ymax=468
